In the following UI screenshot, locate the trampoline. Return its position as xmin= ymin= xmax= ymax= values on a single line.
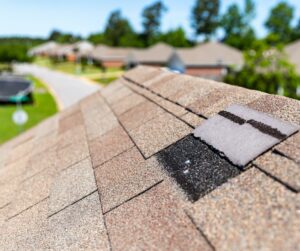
xmin=0 ymin=75 xmax=33 ymax=103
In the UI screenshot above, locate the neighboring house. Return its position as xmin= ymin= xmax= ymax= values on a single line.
xmin=90 ymin=45 xmax=132 ymax=69
xmin=0 ymin=66 xmax=299 ymax=250
xmin=125 ymin=42 xmax=174 ymax=68
xmin=73 ymin=41 xmax=94 ymax=61
xmin=46 ymin=41 xmax=94 ymax=62
xmin=285 ymin=39 xmax=300 ymax=74
xmin=28 ymin=41 xmax=59 ymax=57
xmin=50 ymin=44 xmax=76 ymax=62
xmin=168 ymin=42 xmax=243 ymax=80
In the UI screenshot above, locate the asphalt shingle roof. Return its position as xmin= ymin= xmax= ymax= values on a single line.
xmin=127 ymin=42 xmax=174 ymax=64
xmin=175 ymin=42 xmax=243 ymax=67
xmin=0 ymin=65 xmax=299 ymax=250
xmin=285 ymin=39 xmax=300 ymax=73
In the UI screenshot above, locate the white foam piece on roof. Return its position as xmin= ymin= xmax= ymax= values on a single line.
xmin=193 ymin=104 xmax=300 ymax=166
xmin=226 ymin=104 xmax=299 ymax=135
xmin=194 ymin=115 xmax=279 ymax=166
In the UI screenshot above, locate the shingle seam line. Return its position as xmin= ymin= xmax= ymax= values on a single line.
xmin=103 ymin=179 xmax=164 ymax=215
xmin=83 ymin=118 xmax=113 ymax=251
xmin=272 ymin=149 xmax=300 ymax=165
xmin=253 ymin=164 xmax=298 ymax=193
xmin=123 ymin=76 xmax=208 ymax=120
xmin=93 ymin=145 xmax=135 ymax=170
xmin=185 ymin=211 xmax=216 ymax=251
xmin=123 ymin=79 xmax=195 ymax=130
xmin=47 ymin=189 xmax=98 ymax=219
xmin=0 ymin=202 xmax=10 ymax=210
xmin=100 ymin=93 xmax=147 ymax=160
xmin=6 ymin=196 xmax=49 ymax=221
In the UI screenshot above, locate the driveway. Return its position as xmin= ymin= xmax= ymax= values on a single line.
xmin=14 ymin=64 xmax=100 ymax=110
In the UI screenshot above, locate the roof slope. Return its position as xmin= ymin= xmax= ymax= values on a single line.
xmin=28 ymin=41 xmax=59 ymax=56
xmin=285 ymin=39 xmax=300 ymax=73
xmin=90 ymin=45 xmax=132 ymax=61
xmin=175 ymin=41 xmax=243 ymax=67
xmin=0 ymin=66 xmax=299 ymax=250
xmin=128 ymin=42 xmax=174 ymax=64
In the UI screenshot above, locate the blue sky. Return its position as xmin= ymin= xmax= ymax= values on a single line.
xmin=0 ymin=0 xmax=299 ymax=39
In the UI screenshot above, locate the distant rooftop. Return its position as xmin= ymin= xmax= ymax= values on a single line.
xmin=174 ymin=42 xmax=243 ymax=67
xmin=0 ymin=66 xmax=299 ymax=250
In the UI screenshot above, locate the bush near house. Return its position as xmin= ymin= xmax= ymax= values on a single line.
xmin=225 ymin=42 xmax=300 ymax=100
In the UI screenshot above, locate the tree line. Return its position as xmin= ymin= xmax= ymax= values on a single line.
xmin=0 ymin=0 xmax=299 ymax=100
xmin=1 ymin=0 xmax=300 ymax=62
xmin=49 ymin=0 xmax=300 ymax=50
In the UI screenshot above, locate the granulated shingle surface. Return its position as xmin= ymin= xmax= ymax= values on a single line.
xmin=48 ymin=157 xmax=97 ymax=215
xmin=187 ymin=168 xmax=300 ymax=251
xmin=119 ymin=100 xmax=165 ymax=131
xmin=49 ymin=192 xmax=110 ymax=250
xmin=8 ymin=168 xmax=55 ymax=218
xmin=129 ymin=112 xmax=192 ymax=157
xmin=106 ymin=181 xmax=213 ymax=251
xmin=0 ymin=65 xmax=299 ymax=250
xmin=95 ymin=147 xmax=163 ymax=212
xmin=181 ymin=112 xmax=205 ymax=127
xmin=254 ymin=152 xmax=300 ymax=191
xmin=89 ymin=126 xmax=134 ymax=167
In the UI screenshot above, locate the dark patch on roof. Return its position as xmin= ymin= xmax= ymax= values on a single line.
xmin=218 ymin=110 xmax=245 ymax=125
xmin=156 ymin=135 xmax=242 ymax=202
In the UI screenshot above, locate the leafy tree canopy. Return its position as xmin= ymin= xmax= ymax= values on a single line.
xmin=265 ymin=2 xmax=294 ymax=44
xmin=156 ymin=27 xmax=192 ymax=47
xmin=48 ymin=30 xmax=81 ymax=43
xmin=191 ymin=0 xmax=220 ymax=40
xmin=142 ymin=1 xmax=168 ymax=45
xmin=225 ymin=40 xmax=300 ymax=99
xmin=104 ymin=10 xmax=135 ymax=47
xmin=221 ymin=0 xmax=256 ymax=50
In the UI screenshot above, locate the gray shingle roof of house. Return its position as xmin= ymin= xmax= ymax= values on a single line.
xmin=127 ymin=42 xmax=174 ymax=64
xmin=28 ymin=41 xmax=59 ymax=56
xmin=90 ymin=45 xmax=132 ymax=61
xmin=174 ymin=42 xmax=243 ymax=67
xmin=0 ymin=66 xmax=299 ymax=250
xmin=285 ymin=39 xmax=300 ymax=73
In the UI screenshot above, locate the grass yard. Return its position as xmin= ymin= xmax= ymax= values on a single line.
xmin=34 ymin=57 xmax=124 ymax=85
xmin=34 ymin=57 xmax=103 ymax=75
xmin=96 ymin=76 xmax=118 ymax=86
xmin=0 ymin=63 xmax=12 ymax=73
xmin=0 ymin=75 xmax=58 ymax=144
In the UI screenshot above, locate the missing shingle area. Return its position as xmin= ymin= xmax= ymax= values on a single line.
xmin=156 ymin=134 xmax=243 ymax=202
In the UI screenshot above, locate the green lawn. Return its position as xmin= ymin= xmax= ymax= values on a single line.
xmin=0 ymin=63 xmax=12 ymax=73
xmin=34 ymin=57 xmax=103 ymax=75
xmin=34 ymin=57 xmax=124 ymax=84
xmin=96 ymin=77 xmax=118 ymax=86
xmin=0 ymin=76 xmax=58 ymax=144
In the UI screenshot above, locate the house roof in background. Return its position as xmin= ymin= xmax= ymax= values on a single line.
xmin=285 ymin=39 xmax=300 ymax=73
xmin=0 ymin=66 xmax=299 ymax=250
xmin=28 ymin=41 xmax=59 ymax=56
xmin=174 ymin=42 xmax=243 ymax=67
xmin=73 ymin=41 xmax=94 ymax=57
xmin=90 ymin=45 xmax=132 ymax=61
xmin=128 ymin=42 xmax=174 ymax=64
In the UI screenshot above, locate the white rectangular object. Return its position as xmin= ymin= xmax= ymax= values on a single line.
xmin=193 ymin=105 xmax=299 ymax=166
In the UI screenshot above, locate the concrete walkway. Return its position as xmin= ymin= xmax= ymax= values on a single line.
xmin=14 ymin=64 xmax=100 ymax=110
